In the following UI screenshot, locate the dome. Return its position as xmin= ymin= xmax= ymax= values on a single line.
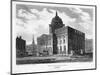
xmin=51 ymin=11 xmax=63 ymax=25
xmin=49 ymin=11 xmax=65 ymax=33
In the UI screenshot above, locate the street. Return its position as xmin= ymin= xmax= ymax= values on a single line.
xmin=16 ymin=55 xmax=93 ymax=64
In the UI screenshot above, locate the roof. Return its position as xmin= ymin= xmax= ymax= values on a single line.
xmin=55 ymin=26 xmax=85 ymax=36
xmin=37 ymin=34 xmax=52 ymax=41
xmin=67 ymin=26 xmax=85 ymax=35
xmin=55 ymin=26 xmax=68 ymax=35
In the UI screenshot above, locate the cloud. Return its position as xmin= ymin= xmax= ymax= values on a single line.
xmin=16 ymin=8 xmax=54 ymax=44
xmin=18 ymin=9 xmax=37 ymax=20
xmin=49 ymin=9 xmax=76 ymax=26
xmin=16 ymin=7 xmax=93 ymax=44
xmin=69 ymin=7 xmax=93 ymax=38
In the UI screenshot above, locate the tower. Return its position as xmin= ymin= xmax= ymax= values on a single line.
xmin=32 ymin=35 xmax=35 ymax=45
xmin=49 ymin=11 xmax=65 ymax=54
xmin=49 ymin=11 xmax=65 ymax=34
xmin=56 ymin=11 xmax=58 ymax=16
xmin=32 ymin=35 xmax=37 ymax=56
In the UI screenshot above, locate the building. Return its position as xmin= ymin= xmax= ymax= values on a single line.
xmin=85 ymin=39 xmax=93 ymax=57
xmin=55 ymin=26 xmax=68 ymax=55
xmin=37 ymin=34 xmax=53 ymax=56
xmin=26 ymin=44 xmax=37 ymax=56
xmin=49 ymin=11 xmax=65 ymax=54
xmin=85 ymin=39 xmax=93 ymax=53
xmin=49 ymin=11 xmax=85 ymax=55
xmin=37 ymin=11 xmax=85 ymax=56
xmin=16 ymin=36 xmax=26 ymax=57
xmin=67 ymin=26 xmax=85 ymax=55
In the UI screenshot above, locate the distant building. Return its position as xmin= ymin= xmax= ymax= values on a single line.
xmin=26 ymin=35 xmax=37 ymax=56
xmin=37 ymin=34 xmax=53 ymax=56
xmin=85 ymin=39 xmax=93 ymax=53
xmin=26 ymin=44 xmax=37 ymax=56
xmin=16 ymin=36 xmax=26 ymax=57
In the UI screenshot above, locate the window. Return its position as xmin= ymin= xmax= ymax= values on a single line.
xmin=63 ymin=35 xmax=65 ymax=38
xmin=64 ymin=45 xmax=66 ymax=54
xmin=64 ymin=46 xmax=66 ymax=51
xmin=60 ymin=40 xmax=62 ymax=44
xmin=60 ymin=46 xmax=62 ymax=51
xmin=63 ymin=39 xmax=65 ymax=43
xmin=57 ymin=46 xmax=59 ymax=50
xmin=58 ymin=37 xmax=60 ymax=44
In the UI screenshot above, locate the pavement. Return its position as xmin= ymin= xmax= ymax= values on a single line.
xmin=16 ymin=55 xmax=93 ymax=64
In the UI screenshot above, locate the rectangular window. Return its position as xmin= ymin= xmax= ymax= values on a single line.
xmin=58 ymin=38 xmax=60 ymax=44
xmin=60 ymin=46 xmax=62 ymax=53
xmin=64 ymin=45 xmax=66 ymax=54
xmin=60 ymin=40 xmax=62 ymax=44
xmin=64 ymin=46 xmax=66 ymax=50
xmin=63 ymin=39 xmax=65 ymax=43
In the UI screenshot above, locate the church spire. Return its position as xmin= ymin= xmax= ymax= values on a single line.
xmin=56 ymin=11 xmax=58 ymax=16
xmin=32 ymin=35 xmax=35 ymax=45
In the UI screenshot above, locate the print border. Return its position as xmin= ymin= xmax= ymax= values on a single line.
xmin=10 ymin=0 xmax=97 ymax=75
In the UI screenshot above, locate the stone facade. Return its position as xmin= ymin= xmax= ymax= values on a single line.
xmin=49 ymin=11 xmax=65 ymax=54
xmin=37 ymin=34 xmax=53 ymax=56
xmin=37 ymin=11 xmax=85 ymax=56
xmin=49 ymin=12 xmax=85 ymax=55
xmin=68 ymin=26 xmax=85 ymax=55
xmin=55 ymin=26 xmax=68 ymax=55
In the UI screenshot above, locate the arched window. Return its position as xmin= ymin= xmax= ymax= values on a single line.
xmin=60 ymin=46 xmax=62 ymax=54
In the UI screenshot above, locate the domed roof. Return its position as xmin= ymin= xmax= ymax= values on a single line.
xmin=51 ymin=11 xmax=63 ymax=25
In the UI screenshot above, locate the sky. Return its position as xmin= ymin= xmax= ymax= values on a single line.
xmin=16 ymin=4 xmax=94 ymax=45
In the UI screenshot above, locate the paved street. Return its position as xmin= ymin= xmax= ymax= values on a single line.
xmin=16 ymin=55 xmax=93 ymax=64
